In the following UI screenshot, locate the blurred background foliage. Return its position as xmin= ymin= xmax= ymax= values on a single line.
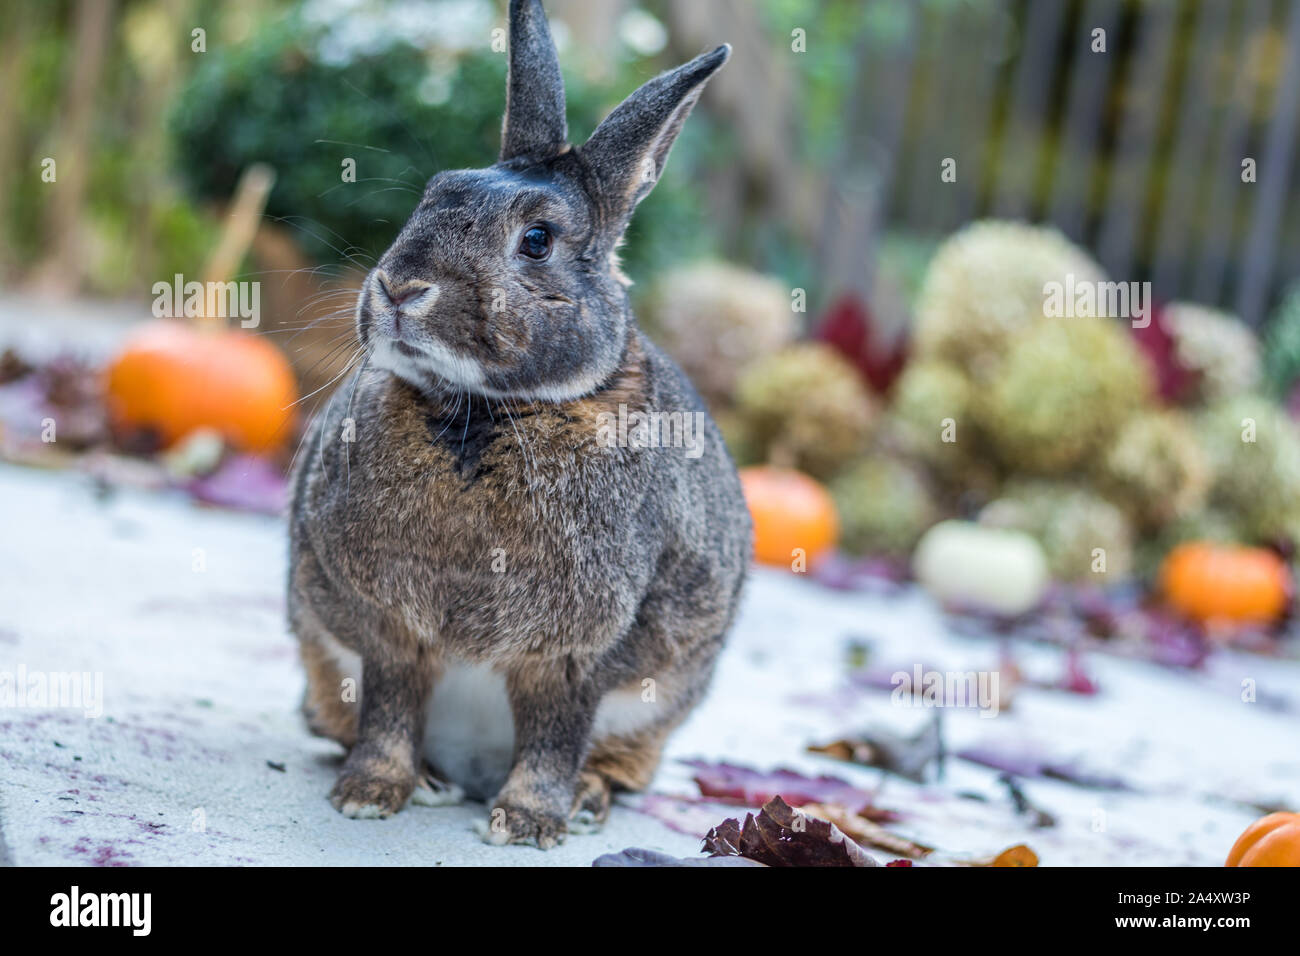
xmin=9 ymin=0 xmax=1300 ymax=616
xmin=167 ymin=4 xmax=720 ymax=278
xmin=5 ymin=0 xmax=1300 ymax=321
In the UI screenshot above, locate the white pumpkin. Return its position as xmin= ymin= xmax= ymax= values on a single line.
xmin=913 ymin=520 xmax=1049 ymax=616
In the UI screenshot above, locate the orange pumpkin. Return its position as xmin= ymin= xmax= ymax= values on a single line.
xmin=1160 ymin=542 xmax=1290 ymax=626
xmin=105 ymin=320 xmax=298 ymax=453
xmin=739 ymin=465 xmax=838 ymax=568
xmin=1226 ymin=812 xmax=1300 ymax=866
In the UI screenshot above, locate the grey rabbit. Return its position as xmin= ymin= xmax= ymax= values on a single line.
xmin=288 ymin=0 xmax=750 ymax=848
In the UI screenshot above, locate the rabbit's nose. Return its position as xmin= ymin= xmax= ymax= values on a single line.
xmin=375 ymin=273 xmax=437 ymax=311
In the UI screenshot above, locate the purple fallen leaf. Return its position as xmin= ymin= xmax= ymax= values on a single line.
xmin=998 ymin=646 xmax=1097 ymax=696
xmin=0 ymin=354 xmax=109 ymax=451
xmin=786 ymin=683 xmax=873 ymax=717
xmin=811 ymin=552 xmax=909 ymax=593
xmin=1058 ymin=649 xmax=1099 ymax=695
xmin=632 ymin=794 xmax=746 ymax=838
xmin=957 ymin=742 xmax=1132 ymax=791
xmin=592 ymin=847 xmax=764 ymax=867
xmin=187 ymin=454 xmax=288 ymax=514
xmin=0 ymin=377 xmax=54 ymax=445
xmin=1141 ymin=609 xmax=1211 ymax=669
xmin=682 ymin=760 xmax=896 ymax=819
xmin=848 ymin=663 xmax=946 ymax=694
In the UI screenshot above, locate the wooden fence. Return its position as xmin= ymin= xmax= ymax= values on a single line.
xmin=822 ymin=0 xmax=1300 ymax=326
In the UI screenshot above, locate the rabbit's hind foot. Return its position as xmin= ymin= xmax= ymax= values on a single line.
xmin=568 ymin=770 xmax=612 ymax=833
xmin=410 ymin=763 xmax=466 ymax=807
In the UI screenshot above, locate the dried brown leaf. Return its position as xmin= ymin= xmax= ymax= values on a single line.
xmin=807 ymin=713 xmax=944 ymax=783
xmin=953 ymin=843 xmax=1040 ymax=867
xmin=800 ymin=802 xmax=934 ymax=859
xmin=703 ymin=795 xmax=879 ymax=867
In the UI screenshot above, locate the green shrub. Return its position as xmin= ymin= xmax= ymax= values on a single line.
xmin=169 ymin=17 xmax=711 ymax=276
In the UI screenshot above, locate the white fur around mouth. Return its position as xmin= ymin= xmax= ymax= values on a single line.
xmin=371 ymin=336 xmax=605 ymax=403
xmin=474 ymin=370 xmax=607 ymax=403
xmin=359 ymin=276 xmax=611 ymax=403
xmin=371 ymin=336 xmax=488 ymax=391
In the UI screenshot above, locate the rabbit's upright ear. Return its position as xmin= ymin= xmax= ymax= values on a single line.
xmin=579 ymin=45 xmax=730 ymax=224
xmin=501 ymin=0 xmax=568 ymax=161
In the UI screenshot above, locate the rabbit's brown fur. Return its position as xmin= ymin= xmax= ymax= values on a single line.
xmin=288 ymin=0 xmax=749 ymax=848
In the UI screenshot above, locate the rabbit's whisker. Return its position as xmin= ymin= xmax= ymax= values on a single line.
xmin=294 ymin=333 xmax=363 ymax=379
xmin=344 ymin=348 xmax=372 ymax=501
xmin=266 ymin=214 xmax=377 ymax=272
xmin=286 ymin=341 xmax=369 ymax=481
xmin=289 ymin=344 xmax=368 ymax=411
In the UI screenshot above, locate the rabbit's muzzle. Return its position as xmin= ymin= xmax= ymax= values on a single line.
xmin=366 ymin=270 xmax=439 ymax=343
xmin=359 ymin=268 xmax=497 ymax=390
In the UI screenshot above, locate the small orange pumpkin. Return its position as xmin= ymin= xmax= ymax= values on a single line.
xmin=739 ymin=465 xmax=838 ymax=568
xmin=1160 ymin=541 xmax=1290 ymax=626
xmin=105 ymin=320 xmax=298 ymax=453
xmin=1225 ymin=812 xmax=1300 ymax=866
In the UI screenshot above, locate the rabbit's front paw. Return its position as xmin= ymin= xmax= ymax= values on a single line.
xmin=329 ymin=762 xmax=416 ymax=819
xmin=482 ymin=798 xmax=568 ymax=849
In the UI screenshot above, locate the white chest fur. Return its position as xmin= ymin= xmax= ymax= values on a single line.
xmin=422 ymin=662 xmax=516 ymax=801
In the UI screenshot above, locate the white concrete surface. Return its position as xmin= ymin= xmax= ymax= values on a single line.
xmin=1 ymin=462 xmax=1298 ymax=866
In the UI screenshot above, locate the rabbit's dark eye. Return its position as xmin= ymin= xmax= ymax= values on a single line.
xmin=518 ymin=224 xmax=552 ymax=261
